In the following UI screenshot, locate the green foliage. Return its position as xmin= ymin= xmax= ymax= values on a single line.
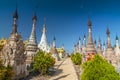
xmin=81 ymin=55 xmax=120 ymax=80
xmin=0 ymin=38 xmax=7 ymax=51
xmin=33 ymin=51 xmax=55 ymax=75
xmin=71 ymin=52 xmax=82 ymax=65
xmin=0 ymin=45 xmax=4 ymax=51
xmin=0 ymin=60 xmax=14 ymax=80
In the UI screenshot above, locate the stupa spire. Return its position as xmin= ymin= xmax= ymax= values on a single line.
xmin=94 ymin=39 xmax=97 ymax=49
xmin=97 ymin=37 xmax=103 ymax=55
xmin=78 ymin=37 xmax=81 ymax=48
xmin=25 ymin=11 xmax=38 ymax=76
xmin=12 ymin=8 xmax=18 ymax=34
xmin=115 ymin=34 xmax=119 ymax=48
xmin=38 ymin=19 xmax=50 ymax=53
xmin=88 ymin=17 xmax=93 ymax=44
xmin=98 ymin=37 xmax=102 ymax=48
xmin=78 ymin=37 xmax=81 ymax=47
xmin=53 ymin=36 xmax=56 ymax=48
xmin=86 ymin=17 xmax=96 ymax=54
xmin=62 ymin=44 xmax=64 ymax=50
xmin=42 ymin=18 xmax=46 ymax=34
xmin=106 ymin=28 xmax=111 ymax=47
xmin=116 ymin=34 xmax=118 ymax=40
xmin=103 ymin=42 xmax=106 ymax=56
xmin=27 ymin=12 xmax=37 ymax=49
xmin=88 ymin=17 xmax=92 ymax=28
xmin=115 ymin=34 xmax=120 ymax=56
xmin=83 ymin=35 xmax=86 ymax=46
xmin=105 ymin=28 xmax=116 ymax=66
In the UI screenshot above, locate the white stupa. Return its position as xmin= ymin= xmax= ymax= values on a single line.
xmin=38 ymin=23 xmax=50 ymax=53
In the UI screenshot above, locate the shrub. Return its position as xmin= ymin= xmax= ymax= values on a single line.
xmin=33 ymin=51 xmax=55 ymax=75
xmin=0 ymin=60 xmax=14 ymax=80
xmin=71 ymin=52 xmax=82 ymax=65
xmin=81 ymin=55 xmax=120 ymax=80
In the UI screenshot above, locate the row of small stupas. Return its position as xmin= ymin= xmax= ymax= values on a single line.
xmin=0 ymin=9 xmax=65 ymax=79
xmin=73 ymin=18 xmax=120 ymax=67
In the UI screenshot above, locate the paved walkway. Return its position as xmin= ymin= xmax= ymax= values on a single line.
xmin=49 ymin=58 xmax=78 ymax=80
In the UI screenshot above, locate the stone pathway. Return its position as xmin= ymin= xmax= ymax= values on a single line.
xmin=49 ymin=58 xmax=78 ymax=80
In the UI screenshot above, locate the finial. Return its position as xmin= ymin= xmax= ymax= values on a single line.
xmin=106 ymin=28 xmax=110 ymax=35
xmin=54 ymin=36 xmax=56 ymax=41
xmin=74 ymin=44 xmax=76 ymax=47
xmin=32 ymin=3 xmax=38 ymax=21
xmin=32 ymin=11 xmax=37 ymax=20
xmin=83 ymin=34 xmax=86 ymax=38
xmin=79 ymin=37 xmax=80 ymax=40
xmin=94 ymin=40 xmax=96 ymax=44
xmin=116 ymin=34 xmax=118 ymax=40
xmin=62 ymin=44 xmax=64 ymax=50
xmin=42 ymin=19 xmax=47 ymax=33
xmin=13 ymin=5 xmax=18 ymax=19
xmin=43 ymin=18 xmax=46 ymax=28
xmin=88 ymin=16 xmax=92 ymax=27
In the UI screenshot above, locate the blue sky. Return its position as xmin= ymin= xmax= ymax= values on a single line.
xmin=0 ymin=0 xmax=120 ymax=53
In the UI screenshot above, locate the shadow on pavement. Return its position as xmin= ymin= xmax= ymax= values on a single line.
xmin=50 ymin=69 xmax=63 ymax=76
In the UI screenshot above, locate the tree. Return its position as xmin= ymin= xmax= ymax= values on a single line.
xmin=0 ymin=60 xmax=6 ymax=79
xmin=0 ymin=60 xmax=14 ymax=80
xmin=23 ymin=40 xmax=28 ymax=50
xmin=0 ymin=38 xmax=7 ymax=51
xmin=33 ymin=51 xmax=55 ymax=75
xmin=71 ymin=52 xmax=82 ymax=65
xmin=81 ymin=55 xmax=120 ymax=80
